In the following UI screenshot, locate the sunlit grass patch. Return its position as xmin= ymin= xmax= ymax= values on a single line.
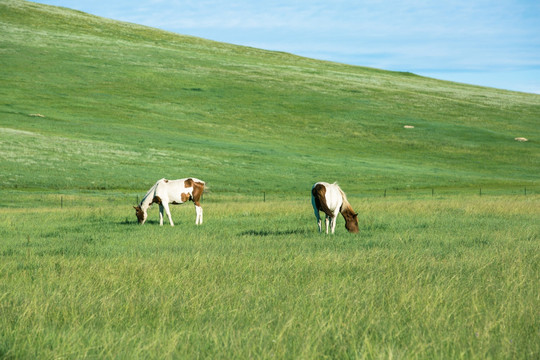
xmin=0 ymin=193 xmax=538 ymax=358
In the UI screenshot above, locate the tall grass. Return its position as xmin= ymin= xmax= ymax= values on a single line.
xmin=1 ymin=193 xmax=538 ymax=358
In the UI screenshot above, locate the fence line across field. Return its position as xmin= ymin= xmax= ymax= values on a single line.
xmin=363 ymin=186 xmax=535 ymax=199
xmin=50 ymin=186 xmax=537 ymax=209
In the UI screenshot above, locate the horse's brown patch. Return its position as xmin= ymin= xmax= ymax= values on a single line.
xmin=181 ymin=193 xmax=190 ymax=202
xmin=152 ymin=196 xmax=162 ymax=205
xmin=312 ymin=184 xmax=333 ymax=218
xmin=133 ymin=205 xmax=145 ymax=224
xmin=342 ymin=208 xmax=359 ymax=233
xmin=184 ymin=178 xmax=193 ymax=188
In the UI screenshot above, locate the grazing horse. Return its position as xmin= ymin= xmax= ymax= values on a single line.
xmin=134 ymin=178 xmax=205 ymax=226
xmin=311 ymin=182 xmax=359 ymax=234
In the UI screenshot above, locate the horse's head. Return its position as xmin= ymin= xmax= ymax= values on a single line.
xmin=133 ymin=205 xmax=147 ymax=224
xmin=344 ymin=212 xmax=359 ymax=233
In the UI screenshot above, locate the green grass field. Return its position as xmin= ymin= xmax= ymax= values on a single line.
xmin=1 ymin=193 xmax=539 ymax=358
xmin=1 ymin=0 xmax=539 ymax=358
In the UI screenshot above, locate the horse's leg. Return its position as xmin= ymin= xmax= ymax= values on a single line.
xmin=159 ymin=204 xmax=164 ymax=226
xmin=195 ymin=205 xmax=203 ymax=225
xmin=325 ymin=215 xmax=330 ymax=234
xmin=163 ymin=203 xmax=174 ymax=226
xmin=313 ymin=209 xmax=322 ymax=233
xmin=331 ymin=208 xmax=341 ymax=234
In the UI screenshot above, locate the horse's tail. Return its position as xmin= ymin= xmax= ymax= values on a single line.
xmin=201 ymin=182 xmax=209 ymax=193
xmin=312 ymin=183 xmax=334 ymax=218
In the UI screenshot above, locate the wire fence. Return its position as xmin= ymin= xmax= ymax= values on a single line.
xmin=351 ymin=186 xmax=538 ymax=199
xmin=3 ymin=186 xmax=536 ymax=210
xmin=197 ymin=186 xmax=539 ymax=203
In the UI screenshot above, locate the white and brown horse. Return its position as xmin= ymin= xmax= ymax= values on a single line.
xmin=134 ymin=178 xmax=205 ymax=226
xmin=311 ymin=182 xmax=359 ymax=234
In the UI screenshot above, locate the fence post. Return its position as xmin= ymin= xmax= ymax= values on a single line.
xmin=432 ymin=188 xmax=434 ymax=197
xmin=524 ymin=187 xmax=527 ymax=196
xmin=61 ymin=196 xmax=63 ymax=209
xmin=479 ymin=188 xmax=482 ymax=196
xmin=263 ymin=192 xmax=266 ymax=202
xmin=384 ymin=189 xmax=386 ymax=198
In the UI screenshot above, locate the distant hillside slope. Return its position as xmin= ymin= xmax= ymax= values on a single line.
xmin=1 ymin=0 xmax=539 ymax=194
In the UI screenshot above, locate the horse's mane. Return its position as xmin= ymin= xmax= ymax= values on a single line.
xmin=140 ymin=178 xmax=165 ymax=206
xmin=335 ymin=183 xmax=354 ymax=214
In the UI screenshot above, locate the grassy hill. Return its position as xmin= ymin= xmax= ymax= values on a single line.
xmin=1 ymin=0 xmax=539 ymax=196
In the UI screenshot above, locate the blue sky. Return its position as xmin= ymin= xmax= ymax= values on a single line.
xmin=35 ymin=0 xmax=540 ymax=94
